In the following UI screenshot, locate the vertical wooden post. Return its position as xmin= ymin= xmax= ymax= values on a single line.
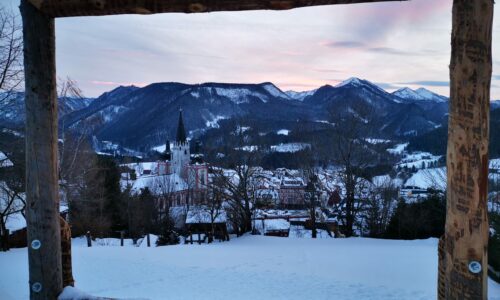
xmin=2 ymin=229 xmax=10 ymax=251
xmin=86 ymin=231 xmax=92 ymax=247
xmin=20 ymin=0 xmax=62 ymax=299
xmin=147 ymin=233 xmax=151 ymax=247
xmin=60 ymin=217 xmax=74 ymax=287
xmin=437 ymin=236 xmax=446 ymax=300
xmin=120 ymin=231 xmax=124 ymax=246
xmin=445 ymin=0 xmax=493 ymax=299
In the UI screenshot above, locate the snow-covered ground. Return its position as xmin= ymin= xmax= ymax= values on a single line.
xmin=397 ymin=152 xmax=441 ymax=169
xmin=405 ymin=167 xmax=447 ymax=190
xmin=277 ymin=129 xmax=290 ymax=136
xmin=1 ymin=236 xmax=499 ymax=300
xmin=387 ymin=143 xmax=408 ymax=154
xmin=271 ymin=143 xmax=310 ymax=153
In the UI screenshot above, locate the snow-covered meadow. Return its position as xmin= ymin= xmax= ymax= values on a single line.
xmin=1 ymin=236 xmax=499 ymax=300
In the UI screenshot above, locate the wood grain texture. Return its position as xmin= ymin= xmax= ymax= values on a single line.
xmin=20 ymin=0 xmax=62 ymax=299
xmin=27 ymin=0 xmax=406 ymax=18
xmin=60 ymin=217 xmax=74 ymax=288
xmin=445 ymin=0 xmax=493 ymax=299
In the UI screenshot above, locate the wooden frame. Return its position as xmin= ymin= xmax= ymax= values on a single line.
xmin=19 ymin=0 xmax=493 ymax=299
xmin=28 ymin=0 xmax=405 ymax=17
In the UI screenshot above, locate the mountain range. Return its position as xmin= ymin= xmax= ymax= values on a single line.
xmin=1 ymin=77 xmax=499 ymax=151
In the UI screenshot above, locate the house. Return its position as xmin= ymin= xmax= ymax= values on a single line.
xmin=185 ymin=208 xmax=229 ymax=242
xmin=279 ymin=177 xmax=306 ymax=208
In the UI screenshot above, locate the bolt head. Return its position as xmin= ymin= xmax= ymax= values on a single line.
xmin=468 ymin=261 xmax=482 ymax=274
xmin=31 ymin=282 xmax=42 ymax=293
xmin=31 ymin=239 xmax=41 ymax=250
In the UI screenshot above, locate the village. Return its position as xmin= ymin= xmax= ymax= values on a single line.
xmin=1 ymin=0 xmax=500 ymax=299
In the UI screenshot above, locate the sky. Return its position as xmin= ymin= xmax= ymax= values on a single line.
xmin=6 ymin=0 xmax=500 ymax=98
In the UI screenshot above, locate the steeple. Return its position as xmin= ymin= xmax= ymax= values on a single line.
xmin=176 ymin=108 xmax=187 ymax=143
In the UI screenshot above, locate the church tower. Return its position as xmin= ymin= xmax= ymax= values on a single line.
xmin=171 ymin=109 xmax=190 ymax=179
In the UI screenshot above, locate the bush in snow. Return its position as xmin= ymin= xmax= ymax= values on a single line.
xmin=156 ymin=216 xmax=179 ymax=246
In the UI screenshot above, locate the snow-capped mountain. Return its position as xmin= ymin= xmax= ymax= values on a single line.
xmin=285 ymin=89 xmax=317 ymax=101
xmin=3 ymin=77 xmax=485 ymax=150
xmin=39 ymin=78 xmax=455 ymax=147
xmin=393 ymin=87 xmax=424 ymax=101
xmin=59 ymin=82 xmax=312 ymax=148
xmin=393 ymin=87 xmax=447 ymax=103
xmin=0 ymin=92 xmax=93 ymax=127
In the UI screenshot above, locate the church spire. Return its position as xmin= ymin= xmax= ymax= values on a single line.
xmin=176 ymin=108 xmax=187 ymax=143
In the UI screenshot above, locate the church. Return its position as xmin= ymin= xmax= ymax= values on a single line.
xmin=156 ymin=109 xmax=208 ymax=206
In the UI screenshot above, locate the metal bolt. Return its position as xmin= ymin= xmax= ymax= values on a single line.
xmin=468 ymin=261 xmax=482 ymax=274
xmin=31 ymin=239 xmax=41 ymax=250
xmin=31 ymin=282 xmax=42 ymax=293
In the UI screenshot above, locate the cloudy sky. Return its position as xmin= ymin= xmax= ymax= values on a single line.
xmin=7 ymin=0 xmax=500 ymax=98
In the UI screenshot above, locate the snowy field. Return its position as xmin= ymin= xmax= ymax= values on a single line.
xmin=1 ymin=236 xmax=500 ymax=300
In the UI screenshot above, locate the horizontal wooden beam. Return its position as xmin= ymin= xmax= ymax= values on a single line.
xmin=28 ymin=0 xmax=407 ymax=18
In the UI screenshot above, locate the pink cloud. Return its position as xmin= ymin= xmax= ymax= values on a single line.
xmin=91 ymin=80 xmax=148 ymax=87
xmin=339 ymin=0 xmax=450 ymax=41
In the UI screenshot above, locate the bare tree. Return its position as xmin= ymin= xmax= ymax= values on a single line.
xmin=153 ymin=174 xmax=181 ymax=219
xmin=58 ymin=78 xmax=96 ymax=214
xmin=0 ymin=181 xmax=25 ymax=251
xmin=422 ymin=167 xmax=447 ymax=192
xmin=0 ymin=5 xmax=23 ymax=114
xmin=364 ymin=176 xmax=399 ymax=237
xmin=0 ymin=137 xmax=25 ymax=251
xmin=152 ymin=176 xmax=183 ymax=245
xmin=304 ymin=172 xmax=321 ymax=238
xmin=210 ymin=120 xmax=262 ymax=235
xmin=203 ymin=174 xmax=228 ymax=242
xmin=328 ymin=103 xmax=376 ymax=236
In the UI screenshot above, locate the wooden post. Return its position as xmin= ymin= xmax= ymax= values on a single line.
xmin=444 ymin=0 xmax=493 ymax=299
xmin=60 ymin=217 xmax=74 ymax=287
xmin=437 ymin=236 xmax=446 ymax=300
xmin=2 ymin=229 xmax=10 ymax=251
xmin=120 ymin=231 xmax=124 ymax=247
xmin=20 ymin=0 xmax=62 ymax=299
xmin=147 ymin=233 xmax=151 ymax=247
xmin=86 ymin=231 xmax=92 ymax=247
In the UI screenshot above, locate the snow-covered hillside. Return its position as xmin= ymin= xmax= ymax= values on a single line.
xmin=285 ymin=89 xmax=317 ymax=101
xmin=2 ymin=236 xmax=498 ymax=300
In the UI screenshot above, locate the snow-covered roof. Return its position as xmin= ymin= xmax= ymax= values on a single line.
xmin=281 ymin=177 xmax=304 ymax=187
xmin=0 ymin=151 xmax=13 ymax=168
xmin=255 ymin=189 xmax=279 ymax=199
xmin=186 ymin=208 xmax=227 ymax=224
xmin=254 ymin=218 xmax=290 ymax=233
xmin=131 ymin=173 xmax=188 ymax=194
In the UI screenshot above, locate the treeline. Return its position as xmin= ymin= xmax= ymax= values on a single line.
xmin=384 ymin=192 xmax=446 ymax=239
xmin=407 ymin=108 xmax=500 ymax=157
